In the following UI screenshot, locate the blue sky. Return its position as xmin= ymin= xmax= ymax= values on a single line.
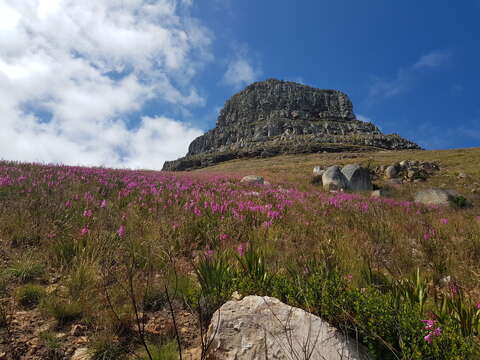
xmin=0 ymin=0 xmax=479 ymax=169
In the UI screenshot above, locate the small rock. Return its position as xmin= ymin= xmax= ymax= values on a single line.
xmin=439 ymin=276 xmax=451 ymax=288
xmin=322 ymin=166 xmax=348 ymax=191
xmin=388 ymin=178 xmax=403 ymax=185
xmin=240 ymin=175 xmax=264 ymax=185
xmin=458 ymin=172 xmax=467 ymax=179
xmin=71 ymin=347 xmax=90 ymax=360
xmin=70 ymin=324 xmax=87 ymax=337
xmin=384 ymin=165 xmax=398 ymax=179
xmin=371 ymin=189 xmax=388 ymax=198
xmin=399 ymin=160 xmax=409 ymax=168
xmin=231 ymin=291 xmax=242 ymax=301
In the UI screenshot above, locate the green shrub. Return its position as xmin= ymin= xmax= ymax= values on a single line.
xmin=39 ymin=331 xmax=64 ymax=359
xmin=16 ymin=284 xmax=46 ymax=307
xmin=194 ymin=251 xmax=234 ymax=321
xmin=6 ymin=259 xmax=44 ymax=283
xmin=90 ymin=334 xmax=127 ymax=360
xmin=140 ymin=340 xmax=179 ymax=360
xmin=42 ymin=297 xmax=83 ymax=326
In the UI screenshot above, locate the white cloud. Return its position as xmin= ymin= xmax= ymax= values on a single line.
xmin=369 ymin=49 xmax=451 ymax=100
xmin=222 ymin=45 xmax=262 ymax=90
xmin=414 ymin=50 xmax=451 ymax=69
xmin=0 ymin=0 xmax=211 ymax=169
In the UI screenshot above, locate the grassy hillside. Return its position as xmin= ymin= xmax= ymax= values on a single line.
xmin=0 ymin=147 xmax=479 ymax=359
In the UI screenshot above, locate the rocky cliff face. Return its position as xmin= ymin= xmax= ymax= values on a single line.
xmin=163 ymin=79 xmax=421 ymax=171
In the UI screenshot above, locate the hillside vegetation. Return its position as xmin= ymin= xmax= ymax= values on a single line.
xmin=0 ymin=147 xmax=480 ymax=359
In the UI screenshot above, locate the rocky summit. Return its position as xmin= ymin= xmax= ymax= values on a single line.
xmin=163 ymin=79 xmax=421 ymax=171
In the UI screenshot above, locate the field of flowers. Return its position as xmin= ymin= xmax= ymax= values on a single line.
xmin=1 ymin=159 xmax=480 ymax=359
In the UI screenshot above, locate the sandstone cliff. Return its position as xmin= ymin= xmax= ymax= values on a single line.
xmin=163 ymin=79 xmax=420 ymax=171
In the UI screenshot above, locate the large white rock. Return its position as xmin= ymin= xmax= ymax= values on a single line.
xmin=341 ymin=164 xmax=373 ymax=191
xmin=240 ymin=175 xmax=264 ymax=185
xmin=205 ymin=295 xmax=369 ymax=360
xmin=322 ymin=166 xmax=348 ymax=191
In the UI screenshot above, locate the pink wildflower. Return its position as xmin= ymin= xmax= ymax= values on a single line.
xmin=476 ymin=303 xmax=480 ymax=310
xmin=100 ymin=200 xmax=107 ymax=208
xmin=80 ymin=225 xmax=90 ymax=235
xmin=219 ymin=233 xmax=229 ymax=241
xmin=424 ymin=333 xmax=433 ymax=344
xmin=440 ymin=218 xmax=449 ymax=225
xmin=204 ymin=249 xmax=214 ymax=258
xmin=432 ymin=327 xmax=442 ymax=337
xmin=83 ymin=209 xmax=93 ymax=217
xmin=117 ymin=225 xmax=125 ymax=237
xmin=237 ymin=243 xmax=246 ymax=257
xmin=421 ymin=319 xmax=436 ymax=330
xmin=65 ymin=200 xmax=72 ymax=208
xmin=345 ymin=274 xmax=353 ymax=282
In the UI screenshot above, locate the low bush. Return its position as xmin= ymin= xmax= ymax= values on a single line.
xmin=16 ymin=284 xmax=46 ymax=307
xmin=41 ymin=297 xmax=83 ymax=326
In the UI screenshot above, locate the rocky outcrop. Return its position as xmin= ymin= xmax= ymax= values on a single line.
xmin=163 ymin=79 xmax=421 ymax=171
xmin=205 ymin=295 xmax=370 ymax=360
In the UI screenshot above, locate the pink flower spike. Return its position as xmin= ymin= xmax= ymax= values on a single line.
xmin=204 ymin=249 xmax=214 ymax=258
xmin=237 ymin=243 xmax=246 ymax=257
xmin=80 ymin=225 xmax=89 ymax=236
xmin=83 ymin=209 xmax=93 ymax=217
xmin=100 ymin=200 xmax=107 ymax=208
xmin=219 ymin=233 xmax=229 ymax=241
xmin=65 ymin=200 xmax=72 ymax=208
xmin=440 ymin=218 xmax=449 ymax=225
xmin=424 ymin=333 xmax=433 ymax=344
xmin=345 ymin=274 xmax=353 ymax=281
xmin=117 ymin=225 xmax=125 ymax=237
xmin=421 ymin=319 xmax=435 ymax=330
xmin=432 ymin=327 xmax=442 ymax=337
xmin=476 ymin=303 xmax=480 ymax=310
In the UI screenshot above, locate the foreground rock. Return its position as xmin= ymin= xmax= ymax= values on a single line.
xmin=240 ymin=175 xmax=264 ymax=185
xmin=205 ymin=295 xmax=369 ymax=360
xmin=163 ymin=79 xmax=420 ymax=171
xmin=414 ymin=188 xmax=460 ymax=206
xmin=322 ymin=166 xmax=348 ymax=191
xmin=341 ymin=164 xmax=373 ymax=191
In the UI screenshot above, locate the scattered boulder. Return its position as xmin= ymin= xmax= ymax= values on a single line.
xmin=341 ymin=164 xmax=373 ymax=191
xmin=414 ymin=188 xmax=460 ymax=207
xmin=388 ymin=178 xmax=403 ymax=186
xmin=71 ymin=348 xmax=90 ymax=360
xmin=205 ymin=295 xmax=370 ymax=360
xmin=322 ymin=166 xmax=348 ymax=191
xmin=240 ymin=175 xmax=264 ymax=185
xmin=371 ymin=189 xmax=389 ymax=198
xmin=384 ymin=165 xmax=398 ymax=179
xmin=313 ymin=166 xmax=325 ymax=176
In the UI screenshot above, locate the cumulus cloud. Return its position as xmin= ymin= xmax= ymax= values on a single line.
xmin=222 ymin=45 xmax=262 ymax=90
xmin=369 ymin=49 xmax=451 ymax=99
xmin=0 ymin=0 xmax=211 ymax=169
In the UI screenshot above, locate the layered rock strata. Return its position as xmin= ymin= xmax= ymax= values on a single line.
xmin=163 ymin=79 xmax=420 ymax=171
